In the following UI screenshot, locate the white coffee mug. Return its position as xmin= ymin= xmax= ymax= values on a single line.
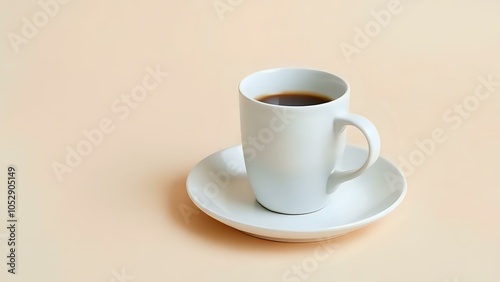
xmin=239 ymin=68 xmax=380 ymax=214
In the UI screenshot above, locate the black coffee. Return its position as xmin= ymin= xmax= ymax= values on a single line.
xmin=257 ymin=91 xmax=332 ymax=106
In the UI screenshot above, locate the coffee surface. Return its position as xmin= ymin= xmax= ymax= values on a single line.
xmin=257 ymin=91 xmax=332 ymax=106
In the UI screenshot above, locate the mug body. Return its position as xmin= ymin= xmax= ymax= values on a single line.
xmin=239 ymin=68 xmax=350 ymax=214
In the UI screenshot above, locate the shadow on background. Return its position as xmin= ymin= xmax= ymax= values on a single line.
xmin=165 ymin=171 xmax=380 ymax=254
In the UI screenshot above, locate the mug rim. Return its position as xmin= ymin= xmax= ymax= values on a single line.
xmin=239 ymin=67 xmax=350 ymax=108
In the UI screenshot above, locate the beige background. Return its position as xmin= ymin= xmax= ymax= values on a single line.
xmin=1 ymin=0 xmax=499 ymax=281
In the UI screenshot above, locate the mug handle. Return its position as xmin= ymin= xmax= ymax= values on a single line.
xmin=326 ymin=113 xmax=381 ymax=194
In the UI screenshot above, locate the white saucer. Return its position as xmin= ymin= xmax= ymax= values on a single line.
xmin=186 ymin=145 xmax=407 ymax=242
